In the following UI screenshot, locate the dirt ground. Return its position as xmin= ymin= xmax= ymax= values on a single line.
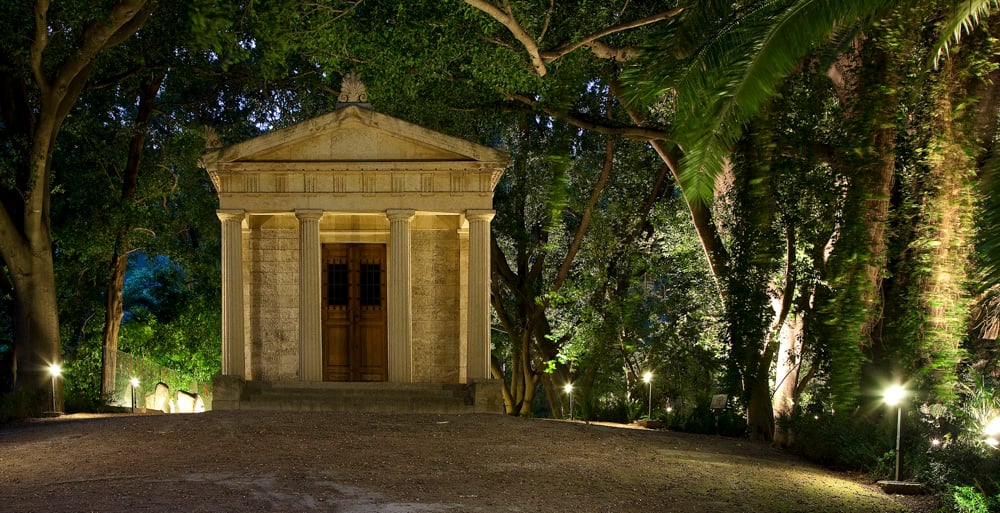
xmin=0 ymin=411 xmax=937 ymax=513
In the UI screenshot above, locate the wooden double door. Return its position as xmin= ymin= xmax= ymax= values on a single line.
xmin=321 ymin=243 xmax=388 ymax=382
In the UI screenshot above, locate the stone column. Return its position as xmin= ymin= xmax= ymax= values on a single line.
xmin=217 ymin=209 xmax=245 ymax=378
xmin=387 ymin=209 xmax=415 ymax=382
xmin=458 ymin=228 xmax=469 ymax=384
xmin=466 ymin=210 xmax=495 ymax=381
xmin=296 ymin=210 xmax=324 ymax=381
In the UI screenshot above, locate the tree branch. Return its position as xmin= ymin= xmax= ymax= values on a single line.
xmin=551 ymin=101 xmax=615 ymax=292
xmin=49 ymin=0 xmax=150 ymax=111
xmin=538 ymin=0 xmax=554 ymax=42
xmin=610 ymin=81 xmax=730 ymax=292
xmin=104 ymin=1 xmax=154 ymax=49
xmin=771 ymin=225 xmax=797 ymax=335
xmin=492 ymin=237 xmax=528 ymax=304
xmin=507 ymin=93 xmax=669 ymax=141
xmin=464 ymin=0 xmax=547 ymax=76
xmin=30 ymin=0 xmax=50 ymax=95
xmin=540 ymin=8 xmax=682 ymax=63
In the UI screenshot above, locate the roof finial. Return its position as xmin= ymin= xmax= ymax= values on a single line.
xmin=337 ymin=72 xmax=370 ymax=108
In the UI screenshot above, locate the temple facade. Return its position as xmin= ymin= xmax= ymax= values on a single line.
xmin=199 ymin=91 xmax=507 ymax=403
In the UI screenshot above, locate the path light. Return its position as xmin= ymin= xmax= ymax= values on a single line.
xmin=643 ymin=372 xmax=653 ymax=420
xmin=563 ymin=383 xmax=574 ymax=420
xmin=883 ymin=384 xmax=906 ymax=481
xmin=985 ymin=417 xmax=1000 ymax=437
xmin=130 ymin=377 xmax=140 ymax=413
xmin=48 ymin=364 xmax=61 ymax=413
xmin=985 ymin=417 xmax=1000 ymax=448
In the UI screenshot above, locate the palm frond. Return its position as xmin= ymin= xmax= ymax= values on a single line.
xmin=932 ymin=0 xmax=999 ymax=68
xmin=627 ymin=0 xmax=894 ymax=203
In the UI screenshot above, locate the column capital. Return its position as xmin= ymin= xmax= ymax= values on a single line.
xmin=466 ymin=209 xmax=496 ymax=223
xmin=386 ymin=209 xmax=416 ymax=222
xmin=217 ymin=209 xmax=245 ymax=223
xmin=295 ymin=209 xmax=324 ymax=221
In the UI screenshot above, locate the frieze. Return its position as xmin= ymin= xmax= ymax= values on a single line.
xmin=210 ymin=168 xmax=501 ymax=195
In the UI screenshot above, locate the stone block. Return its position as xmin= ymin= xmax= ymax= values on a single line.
xmin=876 ymin=481 xmax=926 ymax=495
xmin=471 ymin=379 xmax=503 ymax=414
xmin=212 ymin=375 xmax=246 ymax=410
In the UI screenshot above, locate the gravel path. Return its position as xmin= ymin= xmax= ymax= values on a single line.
xmin=0 ymin=411 xmax=930 ymax=512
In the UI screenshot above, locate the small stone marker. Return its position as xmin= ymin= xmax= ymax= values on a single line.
xmin=145 ymin=382 xmax=171 ymax=413
xmin=175 ymin=390 xmax=202 ymax=413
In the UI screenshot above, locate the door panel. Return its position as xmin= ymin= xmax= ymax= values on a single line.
xmin=322 ymin=243 xmax=387 ymax=382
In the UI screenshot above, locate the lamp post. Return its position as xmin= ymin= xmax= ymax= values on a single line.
xmin=129 ymin=377 xmax=140 ymax=413
xmin=564 ymin=383 xmax=574 ymax=420
xmin=48 ymin=364 xmax=61 ymax=413
xmin=883 ymin=384 xmax=906 ymax=481
xmin=643 ymin=371 xmax=653 ymax=420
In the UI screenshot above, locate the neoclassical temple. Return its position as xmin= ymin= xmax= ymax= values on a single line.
xmin=200 ymin=81 xmax=507 ymax=410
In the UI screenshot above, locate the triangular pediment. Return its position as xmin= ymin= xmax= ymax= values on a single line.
xmin=202 ymin=106 xmax=507 ymax=167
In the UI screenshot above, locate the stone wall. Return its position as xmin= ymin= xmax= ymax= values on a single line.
xmin=411 ymin=228 xmax=462 ymax=383
xmin=249 ymin=219 xmax=300 ymax=381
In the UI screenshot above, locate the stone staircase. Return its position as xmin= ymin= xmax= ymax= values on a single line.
xmin=212 ymin=377 xmax=504 ymax=414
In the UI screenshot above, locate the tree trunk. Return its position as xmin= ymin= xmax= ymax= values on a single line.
xmin=771 ymin=311 xmax=803 ymax=447
xmin=100 ymin=252 xmax=128 ymax=402
xmin=11 ymin=251 xmax=61 ymax=409
xmin=745 ymin=374 xmax=774 ymax=440
xmin=99 ymin=72 xmax=164 ymax=402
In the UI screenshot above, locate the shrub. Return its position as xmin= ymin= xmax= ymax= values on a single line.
xmin=670 ymin=404 xmax=747 ymax=437
xmin=919 ymin=440 xmax=1000 ymax=498
xmin=946 ymin=486 xmax=1000 ymax=513
xmin=0 ymin=389 xmax=47 ymax=424
xmin=790 ymin=412 xmax=896 ymax=473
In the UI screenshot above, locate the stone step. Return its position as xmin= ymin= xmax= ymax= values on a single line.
xmin=238 ymin=382 xmax=475 ymax=413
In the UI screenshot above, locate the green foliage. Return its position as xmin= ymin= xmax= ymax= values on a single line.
xmin=116 ymin=253 xmax=221 ymax=385
xmin=62 ymin=336 xmax=104 ymax=413
xmin=626 ymin=0 xmax=894 ymax=201
xmin=919 ymin=439 xmax=1000 ymax=501
xmin=790 ymin=412 xmax=897 ymax=473
xmin=665 ymin=404 xmax=748 ymax=437
xmin=0 ymin=389 xmax=47 ymax=424
xmin=947 ymin=486 xmax=1000 ymax=513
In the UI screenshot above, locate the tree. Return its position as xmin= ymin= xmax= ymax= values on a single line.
xmin=0 ymin=0 xmax=153 ymax=404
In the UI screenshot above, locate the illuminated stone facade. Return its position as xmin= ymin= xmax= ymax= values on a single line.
xmin=200 ymin=104 xmax=507 ymax=386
